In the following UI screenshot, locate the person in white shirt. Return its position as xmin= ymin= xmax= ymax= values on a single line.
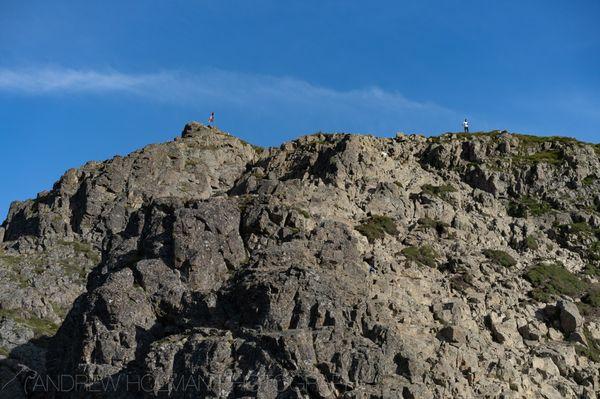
xmin=463 ymin=118 xmax=469 ymax=133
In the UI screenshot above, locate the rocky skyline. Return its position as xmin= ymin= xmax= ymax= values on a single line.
xmin=1 ymin=123 xmax=599 ymax=398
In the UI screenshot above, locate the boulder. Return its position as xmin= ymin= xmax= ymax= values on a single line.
xmin=487 ymin=312 xmax=523 ymax=347
xmin=519 ymin=320 xmax=548 ymax=341
xmin=557 ymin=300 xmax=583 ymax=335
xmin=437 ymin=326 xmax=467 ymax=344
xmin=532 ymin=356 xmax=560 ymax=378
xmin=0 ymin=318 xmax=33 ymax=353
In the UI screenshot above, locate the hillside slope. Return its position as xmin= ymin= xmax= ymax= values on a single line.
xmin=1 ymin=123 xmax=599 ymax=398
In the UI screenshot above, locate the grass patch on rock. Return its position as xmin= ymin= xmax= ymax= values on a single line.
xmin=582 ymin=285 xmax=600 ymax=308
xmin=524 ymin=235 xmax=540 ymax=251
xmin=570 ymin=222 xmax=595 ymax=235
xmin=401 ymin=245 xmax=438 ymax=267
xmin=589 ymin=241 xmax=600 ymax=262
xmin=417 ymin=217 xmax=448 ymax=234
xmin=575 ymin=326 xmax=600 ymax=363
xmin=583 ymin=175 xmax=597 ymax=186
xmin=483 ymin=249 xmax=517 ymax=267
xmin=512 ymin=133 xmax=581 ymax=146
xmin=0 ymin=309 xmax=59 ymax=338
xmin=421 ymin=184 xmax=456 ymax=202
xmin=293 ymin=207 xmax=310 ymax=219
xmin=513 ymin=150 xmax=564 ymax=165
xmin=356 ymin=215 xmax=398 ymax=243
xmin=0 ymin=253 xmax=22 ymax=267
xmin=451 ymin=131 xmax=504 ymax=140
xmin=507 ymin=196 xmax=552 ymax=218
xmin=58 ymin=240 xmax=100 ymax=263
xmin=524 ymin=262 xmax=588 ymax=303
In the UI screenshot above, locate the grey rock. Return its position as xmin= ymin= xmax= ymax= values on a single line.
xmin=1 ymin=124 xmax=599 ymax=397
xmin=0 ymin=318 xmax=33 ymax=352
xmin=487 ymin=312 xmax=523 ymax=347
xmin=557 ymin=300 xmax=584 ymax=335
xmin=518 ymin=319 xmax=548 ymax=341
xmin=437 ymin=326 xmax=467 ymax=344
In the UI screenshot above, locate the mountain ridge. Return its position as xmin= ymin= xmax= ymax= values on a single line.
xmin=1 ymin=122 xmax=599 ymax=398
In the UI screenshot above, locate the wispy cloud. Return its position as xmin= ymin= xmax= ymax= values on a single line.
xmin=0 ymin=68 xmax=152 ymax=93
xmin=0 ymin=66 xmax=458 ymax=134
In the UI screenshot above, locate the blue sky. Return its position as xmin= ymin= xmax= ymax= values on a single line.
xmin=1 ymin=0 xmax=599 ymax=221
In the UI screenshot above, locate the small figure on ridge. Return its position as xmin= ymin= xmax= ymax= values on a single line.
xmin=463 ymin=118 xmax=469 ymax=133
xmin=208 ymin=112 xmax=215 ymax=128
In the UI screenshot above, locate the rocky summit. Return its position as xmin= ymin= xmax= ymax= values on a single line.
xmin=1 ymin=122 xmax=600 ymax=399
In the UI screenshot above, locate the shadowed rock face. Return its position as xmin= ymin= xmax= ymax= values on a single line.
xmin=1 ymin=125 xmax=600 ymax=398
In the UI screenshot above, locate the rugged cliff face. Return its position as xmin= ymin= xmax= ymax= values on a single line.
xmin=1 ymin=123 xmax=599 ymax=398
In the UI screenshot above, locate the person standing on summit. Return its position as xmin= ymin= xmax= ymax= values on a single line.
xmin=463 ymin=118 xmax=469 ymax=133
xmin=208 ymin=112 xmax=215 ymax=127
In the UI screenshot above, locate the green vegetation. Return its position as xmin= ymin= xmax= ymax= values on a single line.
xmin=299 ymin=135 xmax=334 ymax=148
xmin=251 ymin=170 xmax=266 ymax=179
xmin=525 ymin=235 xmax=540 ymax=251
xmin=582 ymin=285 xmax=600 ymax=308
xmin=555 ymin=222 xmax=600 ymax=263
xmin=575 ymin=326 xmax=600 ymax=363
xmin=562 ymin=222 xmax=600 ymax=243
xmin=0 ymin=309 xmax=59 ymax=338
xmin=524 ymin=262 xmax=588 ymax=302
xmin=451 ymin=130 xmax=504 ymax=140
xmin=507 ymin=196 xmax=552 ymax=218
xmin=507 ymin=201 xmax=527 ymax=218
xmin=504 ymin=133 xmax=588 ymax=167
xmin=482 ymin=249 xmax=517 ymax=267
xmin=522 ymin=197 xmax=553 ymax=216
xmin=590 ymin=241 xmax=600 ymax=262
xmin=356 ymin=215 xmax=398 ymax=243
xmin=0 ymin=346 xmax=8 ymax=356
xmin=570 ymin=222 xmax=594 ymax=235
xmin=514 ymin=134 xmax=580 ymax=145
xmin=584 ymin=263 xmax=600 ymax=277
xmin=513 ymin=150 xmax=564 ymax=165
xmin=0 ymin=252 xmax=29 ymax=287
xmin=417 ymin=217 xmax=448 ymax=233
xmin=421 ymin=184 xmax=456 ymax=203
xmin=51 ymin=303 xmax=69 ymax=319
xmin=443 ymin=131 xmax=586 ymax=147
xmin=522 ymin=198 xmax=548 ymax=217
xmin=293 ymin=207 xmax=310 ymax=219
xmin=57 ymin=258 xmax=90 ymax=281
xmin=0 ymin=253 xmax=21 ymax=267
xmin=185 ymin=158 xmax=199 ymax=168
xmin=583 ymin=175 xmax=597 ymax=186
xmin=58 ymin=240 xmax=100 ymax=263
xmin=401 ymin=245 xmax=438 ymax=268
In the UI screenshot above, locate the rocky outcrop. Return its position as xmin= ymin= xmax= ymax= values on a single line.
xmin=1 ymin=125 xmax=600 ymax=398
xmin=2 ymin=123 xmax=257 ymax=247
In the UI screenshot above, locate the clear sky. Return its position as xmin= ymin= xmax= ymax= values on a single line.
xmin=1 ymin=0 xmax=599 ymax=221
